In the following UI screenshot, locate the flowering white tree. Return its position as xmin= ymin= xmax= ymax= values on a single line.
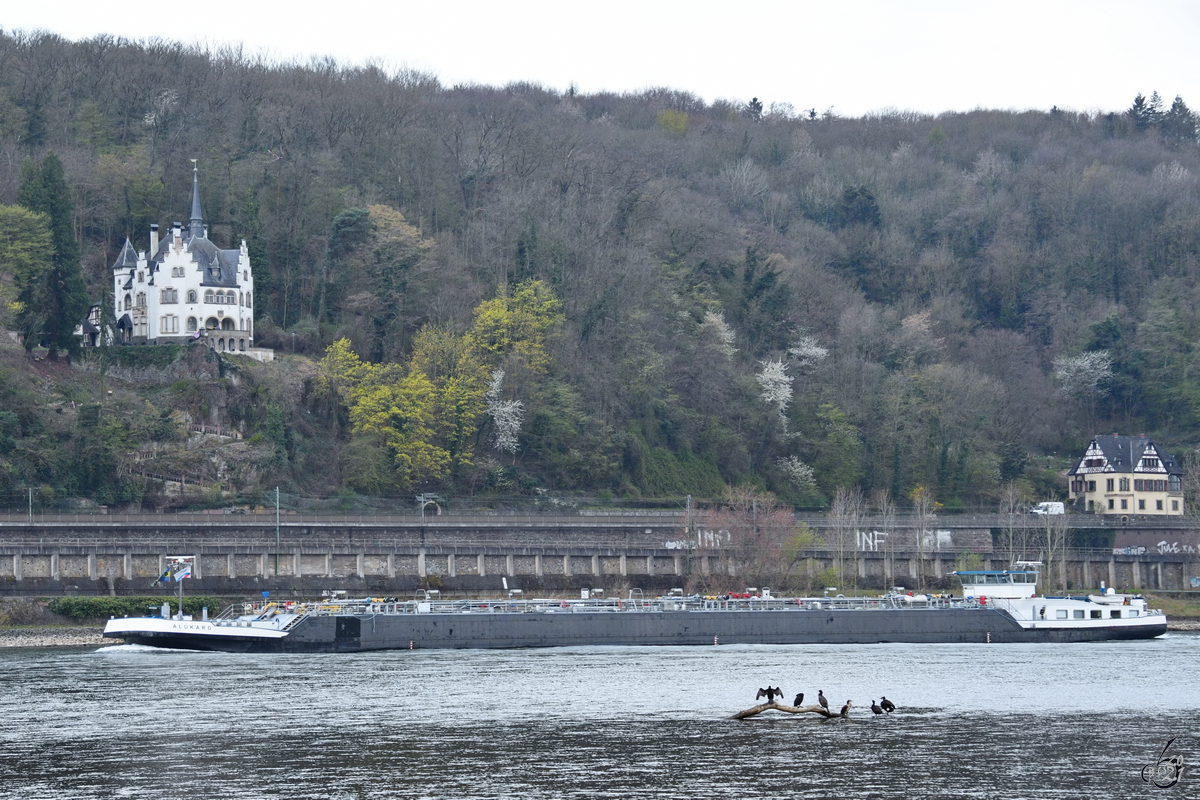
xmin=757 ymin=358 xmax=792 ymax=425
xmin=1052 ymin=351 xmax=1113 ymax=399
xmin=485 ymin=370 xmax=524 ymax=455
xmin=699 ymin=311 xmax=737 ymax=358
xmin=787 ymin=334 xmax=828 ymax=371
xmin=776 ymin=456 xmax=816 ymax=492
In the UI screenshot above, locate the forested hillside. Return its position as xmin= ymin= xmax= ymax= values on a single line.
xmin=0 ymin=30 xmax=1198 ymax=510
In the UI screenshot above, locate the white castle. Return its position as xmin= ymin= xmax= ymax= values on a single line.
xmin=111 ymin=166 xmax=254 ymax=353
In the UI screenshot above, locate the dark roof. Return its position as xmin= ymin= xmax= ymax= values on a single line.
xmin=1069 ymin=435 xmax=1182 ymax=476
xmin=110 ymin=239 xmax=138 ymax=270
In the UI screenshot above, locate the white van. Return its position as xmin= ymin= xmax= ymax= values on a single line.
xmin=1029 ymin=501 xmax=1065 ymax=515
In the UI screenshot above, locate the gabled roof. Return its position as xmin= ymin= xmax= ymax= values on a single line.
xmin=1068 ymin=434 xmax=1182 ymax=476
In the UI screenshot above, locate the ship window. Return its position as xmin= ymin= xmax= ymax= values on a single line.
xmin=1111 ymin=610 xmax=1121 ymax=619
xmin=1056 ymin=610 xmax=1068 ymax=619
xmin=1073 ymin=610 xmax=1085 ymax=619
xmin=1129 ymin=610 xmax=1139 ymax=617
xmin=1090 ymin=610 xmax=1102 ymax=619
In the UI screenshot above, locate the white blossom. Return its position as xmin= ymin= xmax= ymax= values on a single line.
xmin=756 ymin=358 xmax=792 ymax=424
xmin=1052 ymin=351 xmax=1113 ymax=400
xmin=787 ymin=334 xmax=828 ymax=371
xmin=485 ymin=369 xmax=524 ymax=454
xmin=700 ymin=311 xmax=737 ymax=358
xmin=777 ymin=456 xmax=816 ymax=492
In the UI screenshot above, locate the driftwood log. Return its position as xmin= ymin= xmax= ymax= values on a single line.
xmin=731 ymin=702 xmax=852 ymax=721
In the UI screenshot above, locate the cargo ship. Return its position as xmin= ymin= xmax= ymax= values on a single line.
xmin=101 ymin=565 xmax=1167 ymax=652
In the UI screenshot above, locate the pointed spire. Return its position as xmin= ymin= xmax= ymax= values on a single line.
xmin=188 ymin=160 xmax=204 ymax=239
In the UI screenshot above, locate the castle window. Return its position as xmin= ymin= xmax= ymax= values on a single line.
xmin=136 ymin=292 xmax=146 ymax=308
xmin=1106 ymin=478 xmax=1114 ymax=492
xmin=225 ymin=290 xmax=236 ymax=304
xmin=239 ymin=291 xmax=244 ymax=306
xmin=1120 ymin=499 xmax=1128 ymax=509
xmin=204 ymin=290 xmax=215 ymax=303
xmin=1138 ymin=499 xmax=1145 ymax=510
xmin=1170 ymin=476 xmax=1181 ymax=492
xmin=1157 ymin=500 xmax=1164 ymax=510
xmin=186 ymin=317 xmax=198 ymax=332
xmin=124 ymin=294 xmax=132 ymax=311
xmin=1088 ymin=481 xmax=1096 ymax=492
xmin=1173 ymin=500 xmax=1180 ymax=511
xmin=1108 ymin=499 xmax=1114 ymax=509
xmin=246 ymin=293 xmax=252 ymax=308
xmin=160 ymin=288 xmax=178 ymax=304
xmin=244 ymin=270 xmax=248 ymax=281
xmin=239 ymin=339 xmax=245 ymax=351
xmin=1119 ymin=478 xmax=1130 ymax=491
xmin=172 ymin=266 xmax=184 ymax=277
xmin=187 ymin=290 xmax=197 ymax=303
xmin=137 ymin=271 xmax=144 ymax=282
xmin=160 ymin=315 xmax=179 ymax=334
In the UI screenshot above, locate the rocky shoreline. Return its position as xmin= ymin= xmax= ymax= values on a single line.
xmin=0 ymin=627 xmax=108 ymax=648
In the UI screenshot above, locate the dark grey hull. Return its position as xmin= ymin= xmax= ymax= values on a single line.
xmin=111 ymin=607 xmax=1168 ymax=652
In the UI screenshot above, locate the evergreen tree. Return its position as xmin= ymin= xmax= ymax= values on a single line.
xmin=1161 ymin=95 xmax=1198 ymax=147
xmin=16 ymin=153 xmax=88 ymax=360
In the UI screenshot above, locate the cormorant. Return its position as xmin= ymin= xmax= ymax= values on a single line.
xmin=840 ymin=700 xmax=852 ymax=717
xmin=756 ymin=686 xmax=783 ymax=704
xmin=818 ymin=690 xmax=829 ymax=711
xmin=871 ymin=700 xmax=883 ymax=715
xmin=793 ymin=693 xmax=804 ymax=707
xmin=880 ymin=696 xmax=896 ymax=714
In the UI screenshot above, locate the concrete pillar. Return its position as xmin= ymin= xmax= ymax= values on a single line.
xmin=674 ymin=555 xmax=683 ymax=576
xmin=193 ymin=554 xmax=202 ymax=580
xmin=261 ymin=552 xmax=269 ymax=578
xmin=506 ymin=554 xmax=515 ymax=577
xmin=227 ymin=552 xmax=236 ymax=579
xmin=324 ymin=553 xmax=333 ymax=578
xmin=646 ymin=555 xmax=654 ymax=576
xmin=620 ymin=554 xmax=627 ymax=576
xmin=701 ymin=555 xmax=710 ymax=575
xmin=1155 ymin=561 xmax=1163 ymax=589
xmin=448 ymin=554 xmax=456 ymax=578
xmin=563 ymin=555 xmax=571 ymax=576
xmin=1083 ymin=560 xmax=1091 ymax=589
xmin=293 ymin=550 xmax=302 ymax=578
xmin=387 ymin=554 xmax=395 ymax=579
xmin=591 ymin=555 xmax=600 ymax=576
xmin=13 ymin=555 xmax=21 ymax=581
xmin=1108 ymin=558 xmax=1116 ymax=589
xmin=535 ymin=555 xmax=543 ymax=577
xmin=909 ymin=557 xmax=918 ymax=580
xmin=356 ymin=553 xmax=364 ymax=579
xmin=88 ymin=552 xmax=97 ymax=580
xmin=934 ymin=556 xmax=943 ymax=579
xmin=51 ymin=552 xmax=59 ymax=580
xmin=1132 ymin=560 xmax=1141 ymax=589
xmin=478 ymin=554 xmax=486 ymax=576
xmin=417 ymin=550 xmax=426 ymax=578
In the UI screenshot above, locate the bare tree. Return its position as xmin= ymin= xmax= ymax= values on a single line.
xmin=910 ymin=485 xmax=936 ymax=590
xmin=871 ymin=489 xmax=897 ymax=587
xmin=829 ymin=486 xmax=864 ymax=591
xmin=996 ymin=481 xmax=1031 ymax=565
xmin=1039 ymin=511 xmax=1069 ymax=593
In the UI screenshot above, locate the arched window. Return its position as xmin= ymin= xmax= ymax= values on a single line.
xmin=225 ymin=290 xmax=236 ymax=304
xmin=187 ymin=290 xmax=197 ymax=303
xmin=246 ymin=293 xmax=252 ymax=308
xmin=124 ymin=294 xmax=132 ymax=311
xmin=239 ymin=291 xmax=244 ymax=306
xmin=205 ymin=317 xmax=219 ymax=330
xmin=186 ymin=317 xmax=198 ymax=332
xmin=204 ymin=290 xmax=215 ymax=303
xmin=239 ymin=339 xmax=245 ymax=351
xmin=221 ymin=318 xmax=235 ymax=331
xmin=218 ymin=338 xmax=225 ymax=351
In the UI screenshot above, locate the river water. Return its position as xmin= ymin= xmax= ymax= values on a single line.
xmin=1 ymin=635 xmax=1196 ymax=799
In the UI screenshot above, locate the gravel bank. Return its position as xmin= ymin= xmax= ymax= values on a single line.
xmin=0 ymin=627 xmax=108 ymax=648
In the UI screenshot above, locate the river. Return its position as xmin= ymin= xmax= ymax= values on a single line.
xmin=0 ymin=634 xmax=1195 ymax=799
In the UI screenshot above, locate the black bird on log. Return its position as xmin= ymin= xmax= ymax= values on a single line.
xmin=793 ymin=693 xmax=804 ymax=707
xmin=871 ymin=700 xmax=883 ymax=715
xmin=880 ymin=696 xmax=896 ymax=714
xmin=840 ymin=700 xmax=852 ymax=717
xmin=756 ymin=686 xmax=783 ymax=704
xmin=818 ymin=690 xmax=829 ymax=711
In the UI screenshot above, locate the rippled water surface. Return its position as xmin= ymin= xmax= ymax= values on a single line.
xmin=1 ymin=635 xmax=1197 ymax=799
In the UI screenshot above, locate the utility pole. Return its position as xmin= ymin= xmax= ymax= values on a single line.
xmin=275 ymin=486 xmax=280 ymax=577
xmin=28 ymin=488 xmax=32 ymax=523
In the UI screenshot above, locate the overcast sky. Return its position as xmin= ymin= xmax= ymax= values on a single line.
xmin=5 ymin=0 xmax=1199 ymax=118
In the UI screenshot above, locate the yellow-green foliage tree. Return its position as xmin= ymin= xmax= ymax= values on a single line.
xmin=0 ymin=204 xmax=53 ymax=336
xmin=319 ymin=280 xmax=564 ymax=491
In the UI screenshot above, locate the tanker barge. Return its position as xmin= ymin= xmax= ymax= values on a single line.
xmin=102 ymin=567 xmax=1167 ymax=652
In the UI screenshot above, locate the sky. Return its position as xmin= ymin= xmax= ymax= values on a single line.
xmin=4 ymin=0 xmax=1199 ymax=118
